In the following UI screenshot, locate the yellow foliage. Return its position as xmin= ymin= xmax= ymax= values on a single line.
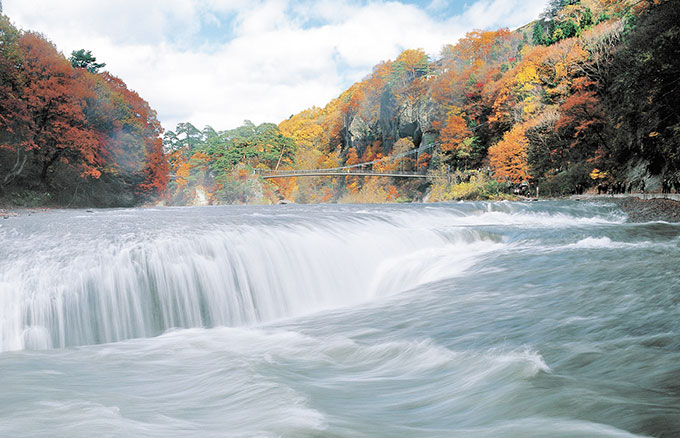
xmin=395 ymin=48 xmax=428 ymax=70
xmin=516 ymin=65 xmax=539 ymax=91
xmin=340 ymin=177 xmax=392 ymax=203
xmin=427 ymin=169 xmax=511 ymax=202
xmin=590 ymin=168 xmax=608 ymax=180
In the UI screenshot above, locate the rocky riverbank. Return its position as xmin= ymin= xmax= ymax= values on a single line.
xmin=0 ymin=207 xmax=51 ymax=219
xmin=0 ymin=209 xmax=19 ymax=219
xmin=607 ymin=197 xmax=680 ymax=223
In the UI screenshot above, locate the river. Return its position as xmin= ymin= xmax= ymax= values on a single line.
xmin=1 ymin=201 xmax=679 ymax=437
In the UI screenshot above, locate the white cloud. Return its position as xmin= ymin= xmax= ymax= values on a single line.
xmin=3 ymin=0 xmax=547 ymax=131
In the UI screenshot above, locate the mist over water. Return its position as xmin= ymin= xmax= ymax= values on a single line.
xmin=1 ymin=201 xmax=679 ymax=437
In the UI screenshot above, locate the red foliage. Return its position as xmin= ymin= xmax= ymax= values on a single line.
xmin=0 ymin=25 xmax=168 ymax=202
xmin=19 ymin=32 xmax=103 ymax=181
xmin=555 ymin=77 xmax=608 ymax=163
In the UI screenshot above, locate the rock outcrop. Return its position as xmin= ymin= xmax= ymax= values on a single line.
xmin=344 ymin=95 xmax=438 ymax=155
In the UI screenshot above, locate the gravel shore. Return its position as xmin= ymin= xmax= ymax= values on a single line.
xmin=0 ymin=208 xmax=49 ymax=219
xmin=607 ymin=197 xmax=680 ymax=223
xmin=0 ymin=209 xmax=19 ymax=219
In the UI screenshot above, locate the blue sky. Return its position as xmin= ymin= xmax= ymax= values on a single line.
xmin=4 ymin=0 xmax=547 ymax=131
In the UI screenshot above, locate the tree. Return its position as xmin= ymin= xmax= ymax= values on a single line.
xmin=97 ymin=72 xmax=167 ymax=196
xmin=440 ymin=108 xmax=471 ymax=152
xmin=345 ymin=148 xmax=361 ymax=194
xmin=391 ymin=49 xmax=430 ymax=85
xmin=390 ymin=49 xmax=430 ymax=103
xmin=532 ymin=22 xmax=547 ymax=45
xmin=604 ymin=0 xmax=680 ymax=174
xmin=488 ymin=123 xmax=530 ymax=183
xmin=555 ymin=77 xmax=608 ymax=165
xmin=0 ymin=17 xmax=168 ymax=205
xmin=580 ymin=7 xmax=593 ymax=28
xmin=19 ymin=33 xmax=103 ymax=184
xmin=69 ymin=49 xmax=106 ymax=73
xmin=0 ymin=15 xmax=32 ymax=187
xmin=175 ymin=122 xmax=202 ymax=155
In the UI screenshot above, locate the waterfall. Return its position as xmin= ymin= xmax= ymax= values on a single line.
xmin=0 ymin=207 xmax=506 ymax=351
xmin=0 ymin=202 xmax=622 ymax=352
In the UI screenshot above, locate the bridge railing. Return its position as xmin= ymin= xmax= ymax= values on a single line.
xmin=254 ymin=142 xmax=441 ymax=176
xmin=254 ymin=168 xmax=430 ymax=177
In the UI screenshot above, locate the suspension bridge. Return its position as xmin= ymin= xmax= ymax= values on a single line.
xmin=255 ymin=142 xmax=437 ymax=179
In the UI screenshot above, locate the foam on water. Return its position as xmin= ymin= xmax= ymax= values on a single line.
xmin=0 ymin=325 xmax=559 ymax=437
xmin=1 ymin=201 xmax=677 ymax=437
xmin=0 ymin=207 xmax=509 ymax=352
xmin=562 ymin=236 xmax=654 ymax=249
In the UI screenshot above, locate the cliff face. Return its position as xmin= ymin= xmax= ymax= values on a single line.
xmin=345 ymin=92 xmax=439 ymax=155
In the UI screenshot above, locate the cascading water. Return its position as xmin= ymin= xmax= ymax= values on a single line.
xmin=1 ymin=201 xmax=679 ymax=437
xmin=0 ymin=204 xmax=505 ymax=351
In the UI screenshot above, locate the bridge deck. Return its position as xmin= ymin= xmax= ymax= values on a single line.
xmin=260 ymin=171 xmax=429 ymax=179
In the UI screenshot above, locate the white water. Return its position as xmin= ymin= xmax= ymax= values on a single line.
xmin=1 ymin=201 xmax=678 ymax=437
xmin=1 ymin=206 xmax=507 ymax=352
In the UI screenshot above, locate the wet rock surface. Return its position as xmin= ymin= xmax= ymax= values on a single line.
xmin=609 ymin=197 xmax=680 ymax=223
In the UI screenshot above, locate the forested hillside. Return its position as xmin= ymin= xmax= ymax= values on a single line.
xmin=0 ymin=11 xmax=168 ymax=207
xmin=167 ymin=0 xmax=679 ymax=204
xmin=3 ymin=0 xmax=676 ymax=206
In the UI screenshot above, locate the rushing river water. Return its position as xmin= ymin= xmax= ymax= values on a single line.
xmin=1 ymin=201 xmax=679 ymax=437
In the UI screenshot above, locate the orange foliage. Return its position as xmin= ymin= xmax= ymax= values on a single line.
xmin=345 ymin=148 xmax=361 ymax=193
xmin=488 ymin=45 xmax=548 ymax=130
xmin=488 ymin=123 xmax=530 ymax=183
xmin=392 ymin=49 xmax=430 ymax=103
xmin=440 ymin=108 xmax=472 ymax=152
xmin=444 ymin=29 xmax=514 ymax=67
xmin=362 ymin=140 xmax=383 ymax=162
xmin=417 ymin=152 xmax=431 ymax=170
xmin=278 ymin=108 xmax=324 ymax=150
xmin=320 ymin=98 xmax=344 ymax=150
xmin=346 ymin=148 xmax=360 ymax=166
xmin=386 ymin=185 xmax=399 ymax=201
xmin=320 ymin=187 xmax=333 ymax=203
xmin=175 ymin=161 xmax=191 ymax=188
xmin=271 ymin=175 xmax=297 ymax=201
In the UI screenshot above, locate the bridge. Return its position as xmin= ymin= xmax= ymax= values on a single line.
xmin=257 ymin=169 xmax=429 ymax=179
xmin=255 ymin=142 xmax=437 ymax=179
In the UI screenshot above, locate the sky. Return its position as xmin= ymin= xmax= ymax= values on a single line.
xmin=3 ymin=0 xmax=547 ymax=132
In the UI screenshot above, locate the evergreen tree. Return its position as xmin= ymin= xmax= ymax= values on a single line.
xmin=69 ymin=49 xmax=106 ymax=73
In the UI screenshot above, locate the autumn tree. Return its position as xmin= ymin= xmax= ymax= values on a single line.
xmin=0 ymin=15 xmax=168 ymax=206
xmin=391 ymin=137 xmax=415 ymax=172
xmin=344 ymin=147 xmax=361 ymax=194
xmin=555 ymin=77 xmax=608 ymax=166
xmin=488 ymin=123 xmax=530 ymax=183
xmin=391 ymin=49 xmax=430 ymax=88
xmin=0 ymin=15 xmax=31 ymax=188
xmin=18 ymin=32 xmax=103 ymax=184
xmin=95 ymin=72 xmax=167 ymax=199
